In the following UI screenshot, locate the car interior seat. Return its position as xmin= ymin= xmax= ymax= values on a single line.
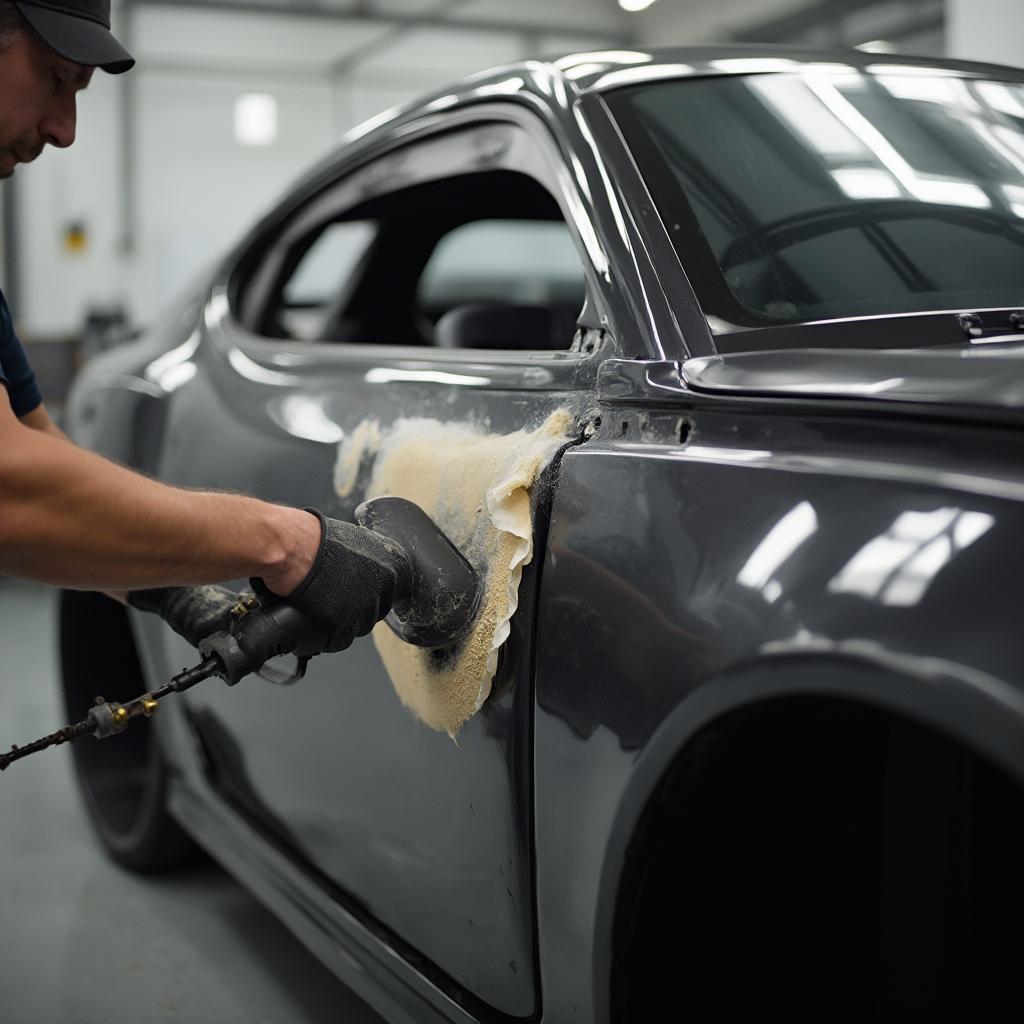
xmin=434 ymin=302 xmax=578 ymax=350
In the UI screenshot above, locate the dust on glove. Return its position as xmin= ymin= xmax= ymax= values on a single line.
xmin=127 ymin=584 xmax=242 ymax=649
xmin=267 ymin=509 xmax=410 ymax=654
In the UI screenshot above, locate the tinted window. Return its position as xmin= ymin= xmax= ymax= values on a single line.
xmin=609 ymin=70 xmax=1024 ymax=325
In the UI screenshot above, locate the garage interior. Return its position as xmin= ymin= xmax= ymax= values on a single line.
xmin=1 ymin=1 xmax=1023 ymax=1022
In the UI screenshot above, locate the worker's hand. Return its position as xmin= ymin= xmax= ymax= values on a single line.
xmin=127 ymin=584 xmax=242 ymax=648
xmin=259 ymin=510 xmax=410 ymax=654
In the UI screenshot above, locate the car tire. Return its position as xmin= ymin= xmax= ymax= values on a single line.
xmin=59 ymin=589 xmax=202 ymax=872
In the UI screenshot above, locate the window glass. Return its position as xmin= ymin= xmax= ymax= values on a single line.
xmin=608 ymin=71 xmax=1024 ymax=326
xmin=246 ymin=167 xmax=587 ymax=350
xmin=279 ymin=220 xmax=377 ymax=340
xmin=419 ymin=220 xmax=585 ymax=313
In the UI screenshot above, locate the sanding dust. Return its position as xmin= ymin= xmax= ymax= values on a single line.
xmin=333 ymin=419 xmax=381 ymax=498
xmin=334 ymin=409 xmax=573 ymax=737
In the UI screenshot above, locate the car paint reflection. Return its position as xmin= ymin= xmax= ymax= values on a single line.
xmin=828 ymin=507 xmax=994 ymax=606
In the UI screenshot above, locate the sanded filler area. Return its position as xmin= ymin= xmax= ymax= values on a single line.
xmin=0 ymin=579 xmax=384 ymax=1024
xmin=335 ymin=409 xmax=573 ymax=736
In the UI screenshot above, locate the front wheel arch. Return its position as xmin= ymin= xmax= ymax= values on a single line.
xmin=595 ymin=654 xmax=1024 ymax=1021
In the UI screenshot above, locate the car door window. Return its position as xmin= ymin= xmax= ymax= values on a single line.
xmin=276 ymin=220 xmax=377 ymax=341
xmin=242 ymin=160 xmax=589 ymax=352
xmin=418 ymin=219 xmax=585 ymax=348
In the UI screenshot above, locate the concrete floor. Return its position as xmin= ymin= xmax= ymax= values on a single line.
xmin=0 ymin=578 xmax=385 ymax=1024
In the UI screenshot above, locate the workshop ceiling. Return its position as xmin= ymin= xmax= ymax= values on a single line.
xmin=121 ymin=0 xmax=947 ymax=59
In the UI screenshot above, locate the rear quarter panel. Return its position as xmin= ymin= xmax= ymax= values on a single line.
xmin=64 ymin=289 xmax=205 ymax=468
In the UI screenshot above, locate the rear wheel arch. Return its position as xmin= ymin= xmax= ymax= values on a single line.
xmin=594 ymin=655 xmax=1024 ymax=1020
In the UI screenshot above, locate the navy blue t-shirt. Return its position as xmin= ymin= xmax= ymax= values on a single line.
xmin=0 ymin=289 xmax=42 ymax=417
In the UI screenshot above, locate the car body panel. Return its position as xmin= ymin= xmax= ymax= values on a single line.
xmin=74 ymin=94 xmax=614 ymax=1016
xmin=533 ymin=403 xmax=1024 ymax=1020
xmin=683 ymin=344 xmax=1024 ymax=412
xmin=63 ymin=44 xmax=1024 ymax=1023
xmin=143 ymin=325 xmax=580 ymax=1016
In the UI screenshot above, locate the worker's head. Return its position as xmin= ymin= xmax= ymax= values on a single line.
xmin=0 ymin=0 xmax=133 ymax=179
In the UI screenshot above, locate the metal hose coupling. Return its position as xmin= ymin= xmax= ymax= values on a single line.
xmin=87 ymin=694 xmax=160 ymax=739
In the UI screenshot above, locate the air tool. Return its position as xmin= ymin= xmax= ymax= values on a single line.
xmin=0 ymin=497 xmax=482 ymax=772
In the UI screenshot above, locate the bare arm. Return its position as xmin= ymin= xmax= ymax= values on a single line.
xmin=20 ymin=401 xmax=68 ymax=440
xmin=22 ymin=402 xmax=133 ymax=603
xmin=0 ymin=388 xmax=320 ymax=594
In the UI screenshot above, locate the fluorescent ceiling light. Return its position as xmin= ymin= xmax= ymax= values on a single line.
xmin=591 ymin=63 xmax=694 ymax=90
xmin=828 ymin=509 xmax=992 ymax=607
xmin=711 ymin=57 xmax=799 ymax=73
xmin=751 ymin=75 xmax=865 ymax=158
xmin=562 ymin=63 xmax=610 ymax=81
xmin=619 ymin=0 xmax=658 ymax=11
xmin=1002 ymin=183 xmax=1024 ymax=219
xmin=856 ymin=39 xmax=895 ymax=53
xmin=554 ymin=51 xmax=652 ymax=69
xmin=976 ymin=82 xmax=1024 ymax=119
xmin=738 ymin=501 xmax=818 ymax=590
xmin=364 ymin=369 xmax=491 ymax=386
xmin=995 ymin=125 xmax=1024 ymax=161
xmin=471 ymin=76 xmax=525 ymax=97
xmin=234 ymin=93 xmax=277 ymax=147
xmin=831 ymin=167 xmax=901 ymax=199
xmin=866 ymin=63 xmax=950 ymax=76
xmin=805 ymin=75 xmax=992 ymax=210
xmin=911 ymin=177 xmax=990 ymax=208
xmin=877 ymin=74 xmax=959 ymax=106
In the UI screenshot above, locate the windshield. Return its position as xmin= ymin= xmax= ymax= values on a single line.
xmin=607 ymin=68 xmax=1024 ymax=327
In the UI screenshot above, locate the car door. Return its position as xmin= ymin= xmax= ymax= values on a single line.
xmin=147 ymin=108 xmax=607 ymax=1016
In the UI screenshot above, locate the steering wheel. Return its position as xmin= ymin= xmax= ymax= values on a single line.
xmin=719 ymin=199 xmax=1024 ymax=273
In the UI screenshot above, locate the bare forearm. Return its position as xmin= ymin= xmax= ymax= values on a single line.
xmin=0 ymin=419 xmax=319 ymax=593
xmin=20 ymin=402 xmax=67 ymax=440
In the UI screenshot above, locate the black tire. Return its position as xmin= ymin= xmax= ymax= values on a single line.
xmin=59 ymin=589 xmax=202 ymax=872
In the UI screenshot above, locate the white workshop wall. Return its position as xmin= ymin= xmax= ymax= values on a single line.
xmin=947 ymin=0 xmax=1024 ymax=69
xmin=631 ymin=0 xmax=811 ymax=46
xmin=17 ymin=68 xmax=128 ymax=338
xmin=12 ymin=2 xmax=614 ymax=336
xmin=135 ymin=71 xmax=336 ymax=316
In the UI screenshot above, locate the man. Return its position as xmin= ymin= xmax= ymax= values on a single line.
xmin=0 ymin=0 xmax=404 ymax=653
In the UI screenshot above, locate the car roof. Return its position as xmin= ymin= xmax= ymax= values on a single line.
xmin=331 ymin=43 xmax=1024 ymax=157
xmin=276 ymin=42 xmax=1024 ymax=240
xmin=553 ymin=43 xmax=1024 ymax=94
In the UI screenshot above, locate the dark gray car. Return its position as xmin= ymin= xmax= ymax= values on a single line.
xmin=60 ymin=46 xmax=1024 ymax=1021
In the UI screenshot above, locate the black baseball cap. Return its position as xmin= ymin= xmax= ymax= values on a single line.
xmin=15 ymin=0 xmax=135 ymax=74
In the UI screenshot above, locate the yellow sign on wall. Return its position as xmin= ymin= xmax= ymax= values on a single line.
xmin=63 ymin=221 xmax=88 ymax=254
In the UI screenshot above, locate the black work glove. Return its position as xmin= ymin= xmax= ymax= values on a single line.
xmin=127 ymin=585 xmax=243 ymax=649
xmin=261 ymin=509 xmax=410 ymax=654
